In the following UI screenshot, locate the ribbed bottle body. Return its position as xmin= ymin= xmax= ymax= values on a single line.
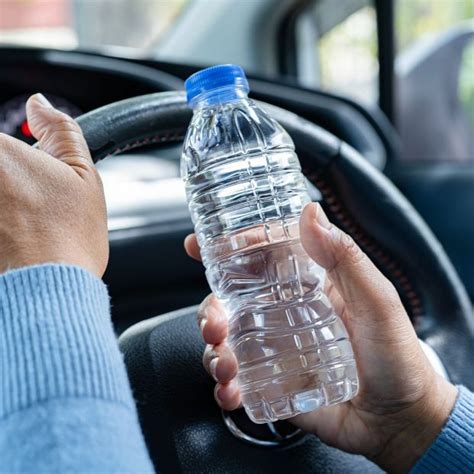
xmin=182 ymin=98 xmax=358 ymax=423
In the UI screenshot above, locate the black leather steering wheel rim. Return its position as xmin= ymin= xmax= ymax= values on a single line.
xmin=74 ymin=91 xmax=473 ymax=472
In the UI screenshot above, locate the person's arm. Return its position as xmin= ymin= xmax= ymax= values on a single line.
xmin=411 ymin=386 xmax=474 ymax=473
xmin=0 ymin=94 xmax=153 ymax=473
xmin=0 ymin=264 xmax=154 ymax=473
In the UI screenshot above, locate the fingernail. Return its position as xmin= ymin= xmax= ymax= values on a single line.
xmin=34 ymin=93 xmax=52 ymax=108
xmin=315 ymin=203 xmax=332 ymax=230
xmin=199 ymin=318 xmax=207 ymax=332
xmin=209 ymin=357 xmax=219 ymax=381
xmin=215 ymin=384 xmax=223 ymax=403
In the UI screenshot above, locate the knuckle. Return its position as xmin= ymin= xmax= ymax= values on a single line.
xmin=65 ymin=119 xmax=84 ymax=137
xmin=48 ymin=110 xmax=82 ymax=131
xmin=46 ymin=124 xmax=82 ymax=142
xmin=49 ymin=135 xmax=81 ymax=154
xmin=42 ymin=114 xmax=84 ymax=143
xmin=42 ymin=133 xmax=91 ymax=166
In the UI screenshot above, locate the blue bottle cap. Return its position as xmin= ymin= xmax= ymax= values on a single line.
xmin=185 ymin=64 xmax=249 ymax=105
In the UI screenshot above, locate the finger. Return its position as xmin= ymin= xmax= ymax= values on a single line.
xmin=197 ymin=294 xmax=228 ymax=345
xmin=184 ymin=233 xmax=201 ymax=261
xmin=26 ymin=93 xmax=93 ymax=168
xmin=324 ymin=278 xmax=346 ymax=324
xmin=203 ymin=343 xmax=238 ymax=384
xmin=214 ymin=381 xmax=241 ymax=411
xmin=185 ymin=227 xmax=271 ymax=263
xmin=300 ymin=203 xmax=412 ymax=332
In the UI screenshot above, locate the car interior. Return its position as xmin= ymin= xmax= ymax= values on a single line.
xmin=1 ymin=0 xmax=473 ymax=472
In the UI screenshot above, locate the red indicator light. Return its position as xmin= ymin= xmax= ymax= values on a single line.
xmin=21 ymin=120 xmax=32 ymax=137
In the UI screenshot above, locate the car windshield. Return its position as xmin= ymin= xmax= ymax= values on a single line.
xmin=0 ymin=0 xmax=190 ymax=53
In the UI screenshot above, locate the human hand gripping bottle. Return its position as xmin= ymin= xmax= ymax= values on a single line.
xmin=181 ymin=65 xmax=359 ymax=424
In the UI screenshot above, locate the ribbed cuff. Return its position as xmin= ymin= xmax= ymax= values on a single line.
xmin=0 ymin=264 xmax=133 ymax=419
xmin=411 ymin=385 xmax=474 ymax=473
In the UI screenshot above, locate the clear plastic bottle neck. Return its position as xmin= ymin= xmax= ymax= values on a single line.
xmin=190 ymin=85 xmax=249 ymax=109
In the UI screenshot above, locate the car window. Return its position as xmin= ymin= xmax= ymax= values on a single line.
xmin=295 ymin=0 xmax=473 ymax=162
xmin=0 ymin=0 xmax=189 ymax=51
xmin=395 ymin=0 xmax=474 ymax=162
xmin=295 ymin=0 xmax=378 ymax=105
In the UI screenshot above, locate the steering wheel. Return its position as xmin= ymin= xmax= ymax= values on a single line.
xmin=76 ymin=92 xmax=474 ymax=473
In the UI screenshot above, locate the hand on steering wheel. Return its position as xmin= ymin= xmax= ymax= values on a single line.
xmin=185 ymin=202 xmax=457 ymax=472
xmin=0 ymin=94 xmax=108 ymax=277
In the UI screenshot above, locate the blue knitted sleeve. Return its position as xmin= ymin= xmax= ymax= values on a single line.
xmin=412 ymin=385 xmax=474 ymax=473
xmin=0 ymin=264 xmax=154 ymax=473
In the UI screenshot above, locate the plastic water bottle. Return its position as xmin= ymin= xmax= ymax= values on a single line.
xmin=182 ymin=65 xmax=358 ymax=424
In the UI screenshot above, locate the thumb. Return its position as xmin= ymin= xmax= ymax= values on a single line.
xmin=26 ymin=93 xmax=92 ymax=166
xmin=300 ymin=202 xmax=406 ymax=326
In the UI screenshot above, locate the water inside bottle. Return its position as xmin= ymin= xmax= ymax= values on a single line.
xmin=183 ymin=65 xmax=358 ymax=423
xmin=204 ymin=220 xmax=358 ymax=423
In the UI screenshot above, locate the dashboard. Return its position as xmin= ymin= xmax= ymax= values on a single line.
xmin=0 ymin=48 xmax=183 ymax=133
xmin=0 ymin=93 xmax=82 ymax=143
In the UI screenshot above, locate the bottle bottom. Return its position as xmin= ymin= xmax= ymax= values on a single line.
xmin=242 ymin=367 xmax=359 ymax=424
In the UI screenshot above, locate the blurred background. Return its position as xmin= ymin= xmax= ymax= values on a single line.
xmin=0 ymin=0 xmax=472 ymax=162
xmin=0 ymin=0 xmax=473 ymax=323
